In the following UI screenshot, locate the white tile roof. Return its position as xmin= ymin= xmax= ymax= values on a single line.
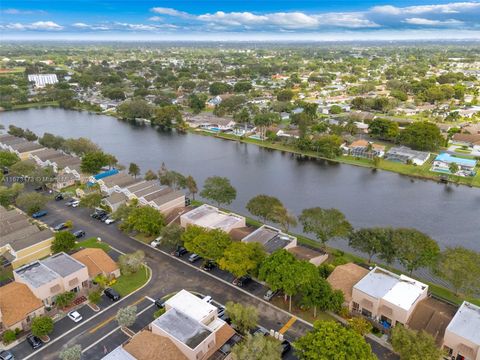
xmin=446 ymin=301 xmax=480 ymax=345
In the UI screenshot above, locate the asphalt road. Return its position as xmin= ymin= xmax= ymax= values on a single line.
xmin=11 ymin=195 xmax=398 ymax=360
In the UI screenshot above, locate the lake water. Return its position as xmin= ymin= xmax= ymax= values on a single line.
xmin=1 ymin=107 xmax=479 ymax=252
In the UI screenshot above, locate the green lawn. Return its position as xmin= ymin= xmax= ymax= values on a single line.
xmin=11 ymin=101 xmax=59 ymax=110
xmin=112 ymin=266 xmax=150 ymax=296
xmin=74 ymin=237 xmax=111 ymax=252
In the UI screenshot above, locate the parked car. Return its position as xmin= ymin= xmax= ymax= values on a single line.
xmin=105 ymin=217 xmax=116 ymax=225
xmin=201 ymin=260 xmax=216 ymax=271
xmin=233 ymin=275 xmax=251 ymax=287
xmin=73 ymin=230 xmax=85 ymax=238
xmin=202 ymin=295 xmax=213 ymax=304
xmin=71 ymin=200 xmax=80 ymax=207
xmin=90 ymin=210 xmax=106 ymax=218
xmin=34 ymin=186 xmax=43 ymax=192
xmin=53 ymin=223 xmax=68 ymax=231
xmin=150 ymin=236 xmax=162 ymax=248
xmin=65 ymin=199 xmax=76 ymax=206
xmin=217 ymin=305 xmax=226 ymax=318
xmin=188 ymin=253 xmax=202 ymax=263
xmin=54 ymin=193 xmax=64 ymax=201
xmin=0 ymin=350 xmax=15 ymax=360
xmin=251 ymin=325 xmax=269 ymax=337
xmin=26 ymin=335 xmax=43 ymax=350
xmin=99 ymin=214 xmax=109 ymax=222
xmin=172 ymin=246 xmax=187 ymax=257
xmin=67 ymin=310 xmax=83 ymax=323
xmin=104 ymin=288 xmax=121 ymax=301
xmin=32 ymin=210 xmax=47 ymax=219
xmin=281 ymin=340 xmax=291 ymax=356
xmin=263 ymin=289 xmax=279 ymax=301
xmin=155 ymin=299 xmax=165 ymax=308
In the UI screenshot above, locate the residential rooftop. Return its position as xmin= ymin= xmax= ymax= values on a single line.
xmin=14 ymin=261 xmax=60 ymax=288
xmin=41 ymin=252 xmax=86 ymax=278
xmin=446 ymin=301 xmax=480 ymax=346
xmin=327 ymin=263 xmax=370 ymax=303
xmin=165 ymin=289 xmax=217 ymax=323
xmin=153 ymin=308 xmax=212 ymax=349
xmin=242 ymin=225 xmax=296 ymax=254
xmin=0 ymin=281 xmax=44 ymax=327
xmin=181 ymin=204 xmax=245 ymax=232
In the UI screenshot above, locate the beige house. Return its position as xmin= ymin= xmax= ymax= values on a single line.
xmin=0 ymin=282 xmax=45 ymax=333
xmin=351 ymin=267 xmax=428 ymax=327
xmin=102 ymin=289 xmax=235 ymax=360
xmin=0 ymin=206 xmax=54 ymax=269
xmin=0 ymin=134 xmax=45 ymax=160
xmin=242 ymin=225 xmax=297 ymax=254
xmin=327 ymin=263 xmax=369 ymax=304
xmin=14 ymin=252 xmax=89 ymax=306
xmin=180 ymin=204 xmax=246 ymax=233
xmin=443 ymin=302 xmax=480 ymax=360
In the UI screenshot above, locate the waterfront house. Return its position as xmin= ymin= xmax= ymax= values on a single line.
xmin=342 ymin=139 xmax=385 ymax=159
xmin=0 ymin=282 xmax=45 ymax=334
xmin=327 ymin=263 xmax=370 ymax=305
xmin=287 ymin=245 xmax=329 ymax=266
xmin=102 ymin=191 xmax=128 ymax=212
xmin=452 ymin=133 xmax=480 ymax=151
xmin=14 ymin=252 xmax=89 ymax=306
xmin=384 ymin=146 xmax=430 ymax=166
xmin=0 ymin=206 xmax=55 ymax=269
xmin=443 ymin=301 xmax=480 ymax=360
xmin=180 ymin=204 xmax=246 ymax=233
xmin=431 ymin=153 xmax=477 ymax=177
xmin=351 ymin=267 xmax=428 ymax=328
xmin=98 ymin=172 xmax=138 ymax=195
xmin=241 ymin=225 xmax=297 ymax=254
xmin=0 ymin=135 xmax=45 ymax=160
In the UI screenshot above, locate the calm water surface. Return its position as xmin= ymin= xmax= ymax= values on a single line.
xmin=1 ymin=107 xmax=479 ymax=252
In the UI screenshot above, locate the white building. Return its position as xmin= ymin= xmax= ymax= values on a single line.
xmin=180 ymin=204 xmax=246 ymax=233
xmin=27 ymin=74 xmax=58 ymax=88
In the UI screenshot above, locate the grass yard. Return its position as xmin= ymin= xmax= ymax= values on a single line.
xmin=112 ymin=266 xmax=150 ymax=296
xmin=271 ymin=296 xmax=336 ymax=323
xmin=74 ymin=237 xmax=111 ymax=252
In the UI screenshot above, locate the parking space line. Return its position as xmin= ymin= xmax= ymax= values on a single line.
xmin=279 ymin=316 xmax=297 ymax=334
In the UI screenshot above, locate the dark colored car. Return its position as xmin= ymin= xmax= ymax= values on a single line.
xmin=54 ymin=193 xmax=64 ymax=201
xmin=32 ymin=210 xmax=47 ymax=219
xmin=90 ymin=210 xmax=107 ymax=219
xmin=217 ymin=305 xmax=226 ymax=318
xmin=26 ymin=335 xmax=43 ymax=350
xmin=104 ymin=287 xmax=121 ymax=301
xmin=73 ymin=230 xmax=85 ymax=238
xmin=99 ymin=214 xmax=109 ymax=222
xmin=0 ymin=350 xmax=15 ymax=360
xmin=251 ymin=326 xmax=269 ymax=337
xmin=201 ymin=260 xmax=216 ymax=271
xmin=34 ymin=186 xmax=43 ymax=192
xmin=233 ymin=275 xmax=251 ymax=287
xmin=155 ymin=299 xmax=165 ymax=308
xmin=172 ymin=246 xmax=187 ymax=257
xmin=281 ymin=340 xmax=291 ymax=356
xmin=53 ymin=223 xmax=68 ymax=231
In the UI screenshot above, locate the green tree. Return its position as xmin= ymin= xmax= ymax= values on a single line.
xmin=234 ymin=81 xmax=252 ymax=93
xmin=0 ymin=151 xmax=20 ymax=167
xmin=80 ymin=151 xmax=110 ymax=174
xmin=209 ymin=82 xmax=232 ymax=95
xmin=348 ymin=228 xmax=395 ymax=263
xmin=231 ymin=334 xmax=282 ymax=360
xmin=368 ymin=118 xmax=399 ymax=141
xmin=39 ymin=132 xmax=65 ymax=150
xmin=258 ymin=250 xmax=298 ymax=311
xmin=246 ymin=194 xmax=283 ymax=223
xmin=31 ymin=316 xmax=54 ymax=338
xmin=434 ymin=247 xmax=480 ymax=296
xmin=183 ymin=228 xmax=232 ymax=261
xmin=116 ymin=305 xmax=137 ymax=328
xmin=294 ymin=321 xmax=375 ymax=360
xmin=185 ymin=175 xmax=198 ymax=200
xmin=188 ymin=93 xmax=206 ymax=114
xmin=55 ymin=291 xmax=76 ymax=308
xmin=88 ymin=290 xmax=102 ymax=305
xmin=153 ymin=105 xmax=182 ymax=131
xmin=52 ymin=231 xmax=76 ymax=253
xmin=2 ymin=329 xmax=17 ymax=344
xmin=391 ymin=326 xmax=443 ymax=360
xmin=219 ymin=242 xmax=266 ymax=278
xmin=398 ymin=121 xmax=443 ymax=151
xmin=225 ymin=301 xmax=258 ymax=334
xmin=15 ymin=192 xmax=49 ymax=215
xmin=63 ymin=137 xmax=100 ymax=156
xmin=117 ymin=99 xmax=153 ymax=120
xmin=348 ymin=317 xmax=373 ymax=336
xmin=59 ymin=345 xmax=82 ymax=360
xmin=448 ymin=162 xmax=459 ymax=175
xmin=159 ymin=223 xmax=185 ymax=250
xmin=121 ymin=206 xmax=165 ymax=236
xmin=393 ymin=228 xmax=440 ymax=275
xmin=200 ymin=176 xmax=237 ymax=207
xmin=0 ymin=183 xmax=24 ymax=207
xmin=277 ymin=89 xmax=294 ymax=102
xmin=128 ymin=162 xmax=140 ymax=178
xmin=299 ymin=208 xmax=352 ymax=248
xmin=79 ymin=192 xmax=103 ymax=209
xmin=118 ymin=250 xmax=145 ymax=276
xmin=144 ymin=169 xmax=158 ymax=181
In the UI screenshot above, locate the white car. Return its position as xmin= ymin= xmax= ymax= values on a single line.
xmin=150 ymin=236 xmax=162 ymax=248
xmin=67 ymin=310 xmax=83 ymax=323
xmin=105 ymin=218 xmax=116 ymax=225
xmin=71 ymin=200 xmax=80 ymax=208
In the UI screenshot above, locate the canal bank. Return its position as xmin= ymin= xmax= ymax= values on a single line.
xmin=1 ymin=107 xmax=480 ymax=253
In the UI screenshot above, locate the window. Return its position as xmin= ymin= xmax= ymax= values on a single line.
xmin=352 ymin=302 xmax=360 ymax=311
xmin=443 ymin=346 xmax=453 ymax=356
xmin=361 ymin=309 xmax=372 ymax=318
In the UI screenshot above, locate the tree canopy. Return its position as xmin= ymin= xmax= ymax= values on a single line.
xmin=391 ymin=326 xmax=443 ymax=360
xmin=200 ymin=176 xmax=237 ymax=206
xmin=299 ymin=208 xmax=352 ymax=247
xmin=219 ymin=241 xmax=266 ymax=278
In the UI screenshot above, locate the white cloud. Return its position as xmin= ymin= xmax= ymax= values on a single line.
xmin=372 ymin=2 xmax=480 ymax=15
xmin=3 ymin=21 xmax=63 ymax=31
xmin=1 ymin=8 xmax=46 ymax=15
xmin=150 ymin=7 xmax=190 ymax=18
xmin=148 ymin=16 xmax=163 ymax=22
xmin=72 ymin=22 xmax=89 ymax=28
xmin=404 ymin=17 xmax=464 ymax=25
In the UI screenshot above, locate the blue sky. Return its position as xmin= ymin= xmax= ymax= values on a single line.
xmin=1 ymin=0 xmax=480 ymax=41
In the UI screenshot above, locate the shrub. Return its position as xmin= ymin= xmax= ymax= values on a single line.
xmin=31 ymin=316 xmax=54 ymax=337
xmin=2 ymin=329 xmax=16 ymax=344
